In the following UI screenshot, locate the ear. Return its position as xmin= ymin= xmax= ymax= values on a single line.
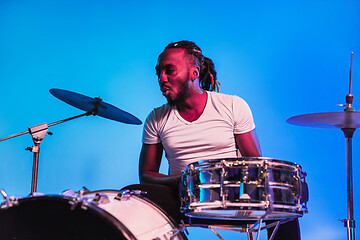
xmin=192 ymin=66 xmax=200 ymax=80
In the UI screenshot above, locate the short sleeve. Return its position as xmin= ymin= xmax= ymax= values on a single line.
xmin=142 ymin=110 xmax=162 ymax=144
xmin=232 ymin=96 xmax=255 ymax=134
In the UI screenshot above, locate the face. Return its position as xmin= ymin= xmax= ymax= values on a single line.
xmin=155 ymin=48 xmax=193 ymax=105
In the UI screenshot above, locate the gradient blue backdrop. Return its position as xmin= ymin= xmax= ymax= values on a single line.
xmin=1 ymin=1 xmax=360 ymax=239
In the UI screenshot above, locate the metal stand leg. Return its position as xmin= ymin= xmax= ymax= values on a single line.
xmin=247 ymin=230 xmax=254 ymax=240
xmin=342 ymin=128 xmax=356 ymax=240
xmin=255 ymin=219 xmax=263 ymax=240
xmin=268 ymin=221 xmax=281 ymax=240
xmin=26 ymin=123 xmax=49 ymax=195
xmin=30 ymin=145 xmax=40 ymax=193
xmin=209 ymin=227 xmax=225 ymax=240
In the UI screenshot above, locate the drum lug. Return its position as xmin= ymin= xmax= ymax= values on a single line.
xmin=115 ymin=189 xmax=147 ymax=201
xmin=62 ymin=186 xmax=91 ymax=198
xmin=220 ymin=160 xmax=227 ymax=208
xmin=62 ymin=189 xmax=76 ymax=197
xmin=69 ymin=198 xmax=81 ymax=211
xmin=264 ymin=195 xmax=270 ymax=209
xmin=257 ymin=169 xmax=268 ymax=184
xmin=188 ymin=164 xmax=196 ymax=205
xmin=300 ymin=170 xmax=307 ymax=179
xmin=78 ymin=186 xmax=91 ymax=197
xmin=262 ymin=160 xmax=272 ymax=212
xmin=0 ymin=189 xmax=18 ymax=209
xmin=68 ymin=197 xmax=92 ymax=211
xmin=85 ymin=193 xmax=111 ymax=205
xmin=69 ymin=191 xmax=92 ymax=211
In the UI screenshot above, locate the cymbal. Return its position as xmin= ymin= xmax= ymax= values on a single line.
xmin=287 ymin=111 xmax=360 ymax=129
xmin=49 ymin=88 xmax=142 ymax=125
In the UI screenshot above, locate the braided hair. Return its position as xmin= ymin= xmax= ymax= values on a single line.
xmin=163 ymin=40 xmax=220 ymax=92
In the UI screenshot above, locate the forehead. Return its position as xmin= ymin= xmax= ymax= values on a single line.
xmin=157 ymin=48 xmax=189 ymax=67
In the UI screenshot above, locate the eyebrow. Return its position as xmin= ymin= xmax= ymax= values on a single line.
xmin=155 ymin=64 xmax=174 ymax=71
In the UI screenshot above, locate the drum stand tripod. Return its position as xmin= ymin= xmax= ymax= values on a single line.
xmin=188 ymin=215 xmax=297 ymax=240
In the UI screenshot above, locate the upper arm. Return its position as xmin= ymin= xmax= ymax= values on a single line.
xmin=235 ymin=129 xmax=262 ymax=157
xmin=138 ymin=143 xmax=164 ymax=182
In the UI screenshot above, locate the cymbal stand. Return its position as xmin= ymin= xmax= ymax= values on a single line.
xmin=0 ymin=100 xmax=102 ymax=195
xmin=339 ymin=52 xmax=356 ymax=240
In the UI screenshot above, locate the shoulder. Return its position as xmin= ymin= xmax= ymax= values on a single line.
xmin=208 ymin=91 xmax=249 ymax=108
xmin=146 ymin=104 xmax=172 ymax=122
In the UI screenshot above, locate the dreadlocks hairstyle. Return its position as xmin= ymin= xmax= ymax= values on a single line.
xmin=164 ymin=40 xmax=220 ymax=92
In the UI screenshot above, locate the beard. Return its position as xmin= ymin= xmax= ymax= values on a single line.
xmin=166 ymin=72 xmax=191 ymax=106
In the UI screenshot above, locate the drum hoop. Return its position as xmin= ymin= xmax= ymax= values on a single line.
xmin=85 ymin=190 xmax=177 ymax=222
xmin=188 ymin=200 xmax=303 ymax=212
xmin=186 ymin=158 xmax=301 ymax=171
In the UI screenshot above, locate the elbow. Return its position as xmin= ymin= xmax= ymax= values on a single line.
xmin=139 ymin=173 xmax=146 ymax=184
xmin=139 ymin=171 xmax=152 ymax=184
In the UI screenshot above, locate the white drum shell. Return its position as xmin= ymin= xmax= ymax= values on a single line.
xmin=81 ymin=190 xmax=183 ymax=240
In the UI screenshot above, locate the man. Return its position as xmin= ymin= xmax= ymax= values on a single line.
xmin=139 ymin=41 xmax=261 ymax=187
xmin=126 ymin=40 xmax=299 ymax=239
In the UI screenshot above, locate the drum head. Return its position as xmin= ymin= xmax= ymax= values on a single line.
xmin=0 ymin=195 xmax=133 ymax=240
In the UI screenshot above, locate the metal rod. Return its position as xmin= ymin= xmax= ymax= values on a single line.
xmin=256 ymin=219 xmax=263 ymax=240
xmin=0 ymin=112 xmax=89 ymax=142
xmin=269 ymin=221 xmax=281 ymax=240
xmin=345 ymin=135 xmax=356 ymax=240
xmin=0 ymin=129 xmax=31 ymax=142
xmin=247 ymin=229 xmax=254 ymax=240
xmin=47 ymin=112 xmax=89 ymax=128
xmin=31 ymin=146 xmax=40 ymax=194
xmin=349 ymin=52 xmax=353 ymax=95
xmin=209 ymin=226 xmax=225 ymax=240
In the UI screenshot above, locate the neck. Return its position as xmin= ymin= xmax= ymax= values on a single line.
xmin=177 ymin=88 xmax=207 ymax=122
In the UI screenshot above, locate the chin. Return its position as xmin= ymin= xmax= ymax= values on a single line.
xmin=165 ymin=95 xmax=179 ymax=106
xmin=166 ymin=98 xmax=176 ymax=106
xmin=165 ymin=90 xmax=187 ymax=106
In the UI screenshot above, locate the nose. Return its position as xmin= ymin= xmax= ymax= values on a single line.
xmin=158 ymin=71 xmax=167 ymax=85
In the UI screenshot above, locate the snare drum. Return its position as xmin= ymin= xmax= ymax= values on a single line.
xmin=0 ymin=190 xmax=186 ymax=240
xmin=180 ymin=157 xmax=308 ymax=221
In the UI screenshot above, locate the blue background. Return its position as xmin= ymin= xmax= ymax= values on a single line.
xmin=1 ymin=1 xmax=359 ymax=239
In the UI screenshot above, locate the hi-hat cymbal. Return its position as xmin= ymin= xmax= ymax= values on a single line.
xmin=287 ymin=111 xmax=360 ymax=129
xmin=50 ymin=88 xmax=142 ymax=125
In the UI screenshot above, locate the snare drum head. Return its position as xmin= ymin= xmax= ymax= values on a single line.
xmin=0 ymin=195 xmax=132 ymax=240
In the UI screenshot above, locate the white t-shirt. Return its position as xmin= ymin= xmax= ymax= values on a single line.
xmin=142 ymin=91 xmax=255 ymax=175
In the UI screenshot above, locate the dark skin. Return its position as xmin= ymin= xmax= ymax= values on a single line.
xmin=139 ymin=48 xmax=261 ymax=188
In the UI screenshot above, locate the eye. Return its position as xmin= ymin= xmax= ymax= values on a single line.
xmin=165 ymin=66 xmax=176 ymax=75
xmin=155 ymin=66 xmax=161 ymax=78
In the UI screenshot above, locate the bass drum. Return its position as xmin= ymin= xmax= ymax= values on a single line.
xmin=0 ymin=190 xmax=186 ymax=240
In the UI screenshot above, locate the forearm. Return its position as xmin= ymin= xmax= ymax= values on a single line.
xmin=140 ymin=171 xmax=181 ymax=188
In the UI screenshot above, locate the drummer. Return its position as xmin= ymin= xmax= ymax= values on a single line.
xmin=130 ymin=40 xmax=299 ymax=239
